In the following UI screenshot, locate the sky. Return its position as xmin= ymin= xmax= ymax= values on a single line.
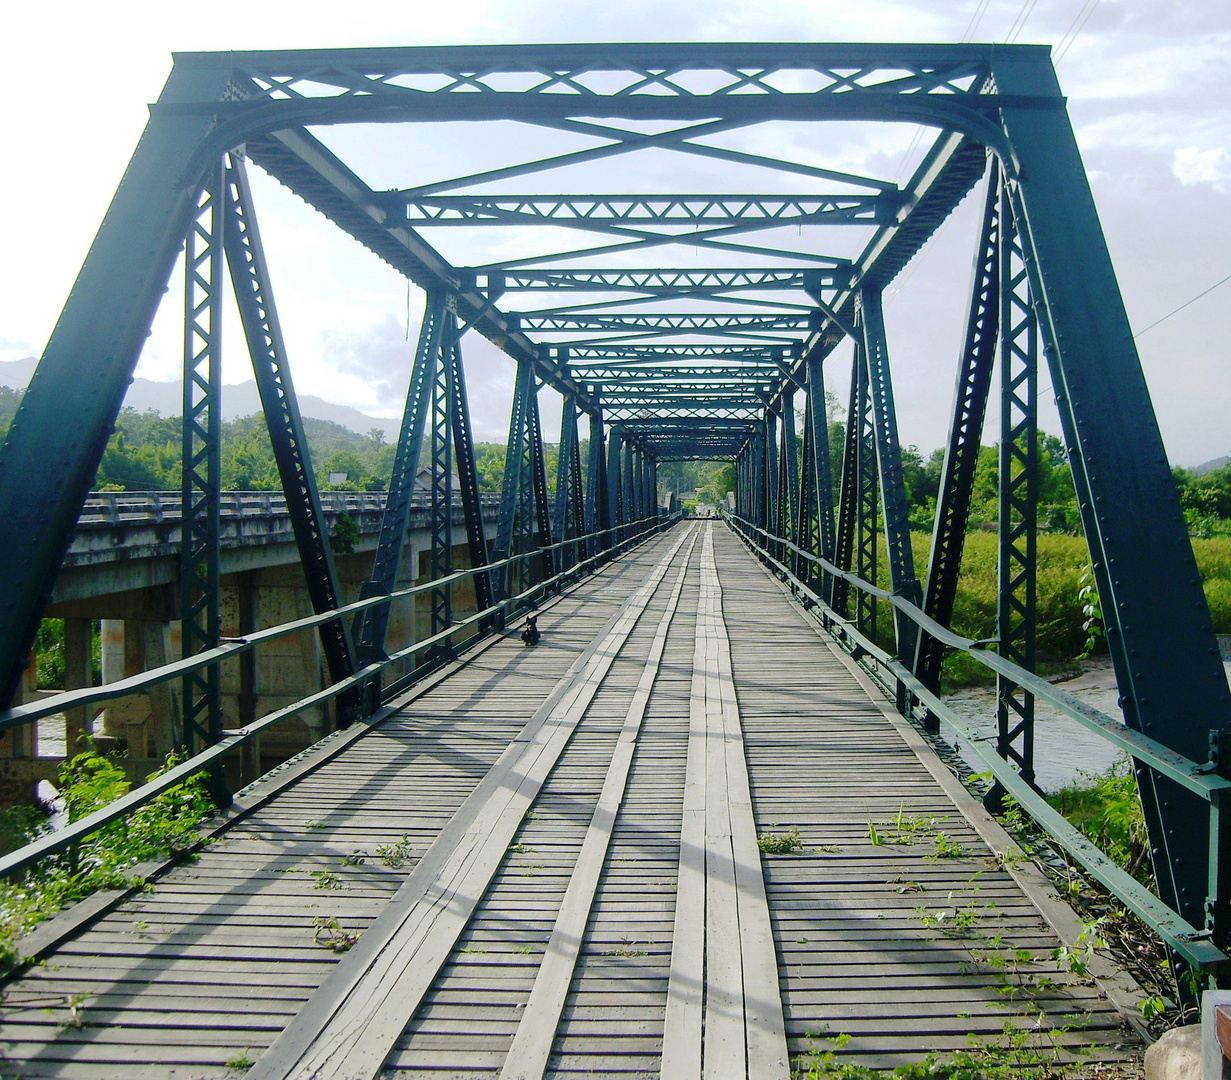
xmin=0 ymin=0 xmax=1228 ymax=465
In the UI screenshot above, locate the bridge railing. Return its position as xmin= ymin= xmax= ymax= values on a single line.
xmin=0 ymin=511 xmax=679 ymax=884
xmin=722 ymin=510 xmax=1231 ymax=975
xmin=76 ymin=490 xmax=501 ymax=525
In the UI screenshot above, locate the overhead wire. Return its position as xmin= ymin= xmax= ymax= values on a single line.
xmin=1004 ymin=0 xmax=1041 ymax=44
xmin=1054 ymin=0 xmax=1102 ymax=62
xmin=1133 ymin=272 xmax=1231 ymax=339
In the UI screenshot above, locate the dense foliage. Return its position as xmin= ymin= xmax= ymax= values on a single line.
xmin=0 ymin=749 xmax=214 ymax=964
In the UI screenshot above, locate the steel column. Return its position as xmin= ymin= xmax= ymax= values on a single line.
xmin=916 ymin=163 xmax=1001 ymax=692
xmin=359 ymin=291 xmax=445 ymax=653
xmin=447 ymin=323 xmax=494 ymax=622
xmin=993 ymin=185 xmax=1039 ymax=792
xmin=179 ymin=159 xmax=225 ymax=765
xmin=222 ymin=157 xmax=358 ymax=716
xmin=428 ymin=303 xmax=455 ymax=655
xmin=860 ymin=287 xmax=923 ymax=659
xmin=586 ymin=407 xmax=611 ymax=555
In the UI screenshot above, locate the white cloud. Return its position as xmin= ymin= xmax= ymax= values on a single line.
xmin=1173 ymin=146 xmax=1231 ymax=190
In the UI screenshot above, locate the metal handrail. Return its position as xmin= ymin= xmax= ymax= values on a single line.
xmin=722 ymin=510 xmax=1229 ymax=971
xmin=0 ymin=511 xmax=679 ymax=882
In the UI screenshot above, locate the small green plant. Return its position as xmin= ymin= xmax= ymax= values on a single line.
xmin=508 ymin=843 xmax=527 ymax=854
xmin=312 ymin=916 xmax=361 ymax=953
xmin=342 ymin=851 xmax=366 ymax=866
xmin=1054 ymin=917 xmax=1106 ymax=976
xmin=375 ymin=835 xmax=414 ymax=869
xmin=303 ymin=820 xmax=324 ymax=830
xmin=757 ymin=827 xmax=803 ymax=855
xmin=867 ymin=822 xmax=883 ymax=846
xmin=513 ymin=944 xmax=533 ymax=954
xmin=1139 ymin=994 xmax=1168 ymax=1022
xmin=311 ymin=871 xmax=342 ymax=890
xmin=226 ymin=1048 xmax=255 ymax=1071
xmin=58 ymin=990 xmax=92 ymax=1030
xmin=1077 ymin=562 xmax=1103 ymax=659
xmin=927 ymin=832 xmax=968 ymax=860
xmin=459 ymin=945 xmax=487 ymax=954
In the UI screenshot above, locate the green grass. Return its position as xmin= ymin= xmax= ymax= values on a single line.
xmin=1044 ymin=756 xmax=1152 ymax=888
xmin=860 ymin=531 xmax=1231 ymax=688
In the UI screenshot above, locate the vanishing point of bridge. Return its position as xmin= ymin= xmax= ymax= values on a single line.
xmin=0 ymin=41 xmax=1227 ymax=1077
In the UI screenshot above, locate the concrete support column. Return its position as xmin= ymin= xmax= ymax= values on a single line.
xmin=236 ymin=573 xmax=260 ymax=785
xmin=100 ymin=618 xmax=176 ymax=762
xmin=62 ymin=618 xmax=93 ymax=758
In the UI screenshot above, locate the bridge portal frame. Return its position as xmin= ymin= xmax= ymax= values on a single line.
xmin=0 ymin=42 xmax=1227 ymax=991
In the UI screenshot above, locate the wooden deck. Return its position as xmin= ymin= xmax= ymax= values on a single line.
xmin=0 ymin=522 xmax=1143 ymax=1078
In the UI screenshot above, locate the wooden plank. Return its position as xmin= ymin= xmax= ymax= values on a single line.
xmin=499 ymin=529 xmax=700 ymax=1080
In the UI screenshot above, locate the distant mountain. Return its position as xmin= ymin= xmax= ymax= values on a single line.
xmin=0 ymin=358 xmax=401 ymax=440
xmin=1194 ymin=455 xmax=1231 ymax=476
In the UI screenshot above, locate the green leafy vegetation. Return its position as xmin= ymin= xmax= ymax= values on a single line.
xmin=1045 ymin=757 xmax=1152 ymax=887
xmin=756 ymin=826 xmax=804 ymax=855
xmin=0 ymin=747 xmax=214 ymax=965
xmin=312 ymin=916 xmax=360 ymax=953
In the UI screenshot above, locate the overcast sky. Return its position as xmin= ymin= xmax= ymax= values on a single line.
xmin=1 ymin=0 xmax=1227 ymax=465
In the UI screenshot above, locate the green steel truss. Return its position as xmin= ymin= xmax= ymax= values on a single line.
xmin=2 ymin=42 xmax=1229 ymax=993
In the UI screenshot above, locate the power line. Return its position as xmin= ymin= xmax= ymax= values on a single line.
xmin=1005 ymin=0 xmax=1041 ymax=43
xmin=1054 ymin=0 xmax=1101 ymax=62
xmin=1133 ymin=272 xmax=1231 ymax=339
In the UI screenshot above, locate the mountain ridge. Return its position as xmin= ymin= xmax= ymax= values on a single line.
xmin=0 ymin=358 xmax=401 ymax=441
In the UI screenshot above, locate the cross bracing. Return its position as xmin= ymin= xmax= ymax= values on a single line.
xmin=1 ymin=41 xmax=1229 ymax=1014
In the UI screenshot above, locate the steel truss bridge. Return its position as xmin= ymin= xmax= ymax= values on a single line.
xmin=0 ymin=42 xmax=1227 ymax=1077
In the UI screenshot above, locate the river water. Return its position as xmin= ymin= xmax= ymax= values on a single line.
xmin=942 ymin=658 xmax=1231 ymax=792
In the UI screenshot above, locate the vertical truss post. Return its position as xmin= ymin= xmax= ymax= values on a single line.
xmin=832 ymin=347 xmax=864 ymax=620
xmin=493 ymin=359 xmax=531 ymax=602
xmin=916 ymin=163 xmax=1001 ymax=695
xmin=526 ymin=377 xmax=553 ymax=585
xmin=860 ymin=287 xmax=923 ymax=662
xmin=447 ymin=322 xmax=493 ymax=627
xmin=780 ymin=387 xmax=799 ymax=569
xmin=587 ymin=406 xmax=610 ymax=556
xmin=797 ymin=404 xmax=816 ymax=584
xmin=764 ymin=411 xmax=779 ymax=544
xmin=222 ymin=157 xmax=358 ymax=724
xmin=607 ymin=427 xmax=623 ymax=543
xmin=427 ymin=303 xmax=456 ymax=658
xmin=554 ymin=375 xmax=585 ymax=574
xmin=359 ymin=291 xmax=444 ymax=654
xmin=994 ymin=186 xmax=1039 ymax=793
xmin=649 ymin=457 xmax=659 ymax=526
xmin=807 ymin=355 xmax=838 ymax=604
xmin=622 ymin=440 xmax=635 ymax=539
xmin=855 ymin=341 xmax=879 ymax=641
xmin=494 ymin=359 xmax=551 ymax=604
xmin=179 ymin=159 xmax=225 ymax=774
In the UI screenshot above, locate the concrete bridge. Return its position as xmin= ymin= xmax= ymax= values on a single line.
xmin=4 ymin=492 xmax=500 ymax=797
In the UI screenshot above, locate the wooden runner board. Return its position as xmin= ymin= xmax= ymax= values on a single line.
xmin=661 ymin=524 xmax=790 ymax=1080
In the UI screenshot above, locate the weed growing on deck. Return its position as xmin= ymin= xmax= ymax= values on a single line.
xmin=225 ymin=1048 xmax=255 ymax=1071
xmin=375 ymin=835 xmax=414 ymax=869
xmin=312 ymin=917 xmax=360 ymax=953
xmin=757 ymin=827 xmax=804 ymax=855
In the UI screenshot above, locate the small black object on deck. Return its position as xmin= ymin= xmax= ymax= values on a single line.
xmin=521 ymin=616 xmax=541 ymax=647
